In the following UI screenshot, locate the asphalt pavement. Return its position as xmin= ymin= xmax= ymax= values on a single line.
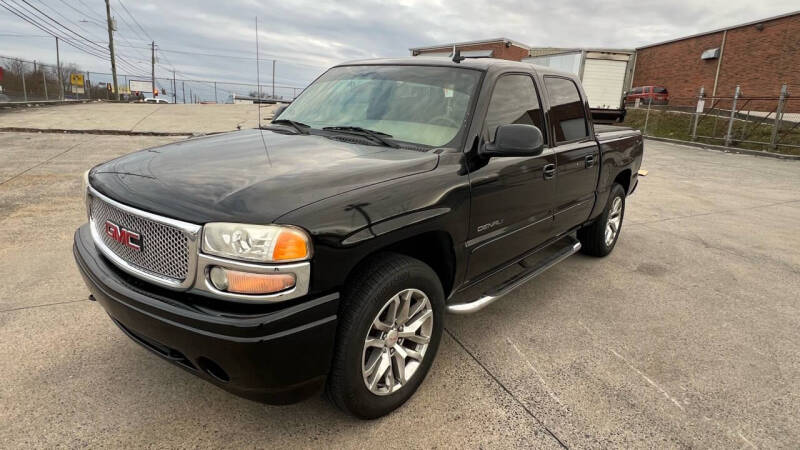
xmin=1 ymin=122 xmax=798 ymax=447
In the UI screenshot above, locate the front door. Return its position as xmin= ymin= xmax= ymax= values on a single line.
xmin=543 ymin=76 xmax=600 ymax=235
xmin=465 ymin=73 xmax=555 ymax=281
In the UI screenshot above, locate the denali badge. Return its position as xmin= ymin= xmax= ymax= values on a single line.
xmin=104 ymin=220 xmax=142 ymax=251
xmin=477 ymin=219 xmax=504 ymax=233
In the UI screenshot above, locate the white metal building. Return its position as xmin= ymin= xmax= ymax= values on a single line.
xmin=524 ymin=48 xmax=635 ymax=110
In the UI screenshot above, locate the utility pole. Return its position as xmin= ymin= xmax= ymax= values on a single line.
xmin=151 ymin=41 xmax=155 ymax=98
xmin=21 ymin=61 xmax=27 ymax=102
xmin=182 ymin=81 xmax=185 ymax=103
xmin=55 ymin=37 xmax=64 ymax=100
xmin=172 ymin=70 xmax=176 ymax=103
xmin=42 ymin=69 xmax=48 ymax=100
xmin=271 ymin=60 xmax=275 ymax=99
xmin=104 ymin=0 xmax=119 ymax=100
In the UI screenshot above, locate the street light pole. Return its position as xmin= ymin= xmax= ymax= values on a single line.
xmin=104 ymin=0 xmax=119 ymax=100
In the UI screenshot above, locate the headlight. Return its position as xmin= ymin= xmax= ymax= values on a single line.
xmin=202 ymin=223 xmax=312 ymax=263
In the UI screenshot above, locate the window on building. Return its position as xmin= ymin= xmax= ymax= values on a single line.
xmin=484 ymin=74 xmax=546 ymax=142
xmin=544 ymin=77 xmax=589 ymax=143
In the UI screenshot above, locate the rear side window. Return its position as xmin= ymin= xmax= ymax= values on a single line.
xmin=483 ymin=74 xmax=546 ymax=142
xmin=544 ymin=77 xmax=589 ymax=143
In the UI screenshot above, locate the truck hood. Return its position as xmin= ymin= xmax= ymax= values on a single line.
xmin=90 ymin=129 xmax=439 ymax=224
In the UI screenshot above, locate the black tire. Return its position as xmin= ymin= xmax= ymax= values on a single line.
xmin=578 ymin=183 xmax=626 ymax=257
xmin=326 ymin=253 xmax=445 ymax=419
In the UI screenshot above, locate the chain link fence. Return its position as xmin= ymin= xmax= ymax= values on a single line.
xmin=1 ymin=55 xmax=305 ymax=104
xmin=621 ymin=84 xmax=800 ymax=156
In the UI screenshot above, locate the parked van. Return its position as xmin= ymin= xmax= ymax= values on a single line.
xmin=625 ymin=86 xmax=668 ymax=105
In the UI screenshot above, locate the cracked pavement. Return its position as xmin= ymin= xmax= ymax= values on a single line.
xmin=1 ymin=125 xmax=798 ymax=448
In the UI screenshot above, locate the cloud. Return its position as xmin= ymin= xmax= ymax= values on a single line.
xmin=1 ymin=0 xmax=796 ymax=101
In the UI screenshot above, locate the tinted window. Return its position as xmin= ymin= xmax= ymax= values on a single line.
xmin=632 ymin=87 xmax=643 ymax=95
xmin=653 ymin=87 xmax=668 ymax=94
xmin=484 ymin=74 xmax=546 ymax=142
xmin=544 ymin=77 xmax=589 ymax=143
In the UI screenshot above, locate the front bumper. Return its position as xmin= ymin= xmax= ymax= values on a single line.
xmin=73 ymin=224 xmax=339 ymax=404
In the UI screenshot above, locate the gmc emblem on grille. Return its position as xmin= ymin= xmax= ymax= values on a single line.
xmin=104 ymin=220 xmax=143 ymax=251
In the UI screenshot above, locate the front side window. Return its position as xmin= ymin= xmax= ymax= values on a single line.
xmin=544 ymin=77 xmax=589 ymax=143
xmin=483 ymin=74 xmax=546 ymax=142
xmin=278 ymin=65 xmax=482 ymax=147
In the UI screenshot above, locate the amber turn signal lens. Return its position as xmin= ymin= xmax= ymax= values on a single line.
xmin=272 ymin=228 xmax=309 ymax=261
xmin=210 ymin=267 xmax=296 ymax=295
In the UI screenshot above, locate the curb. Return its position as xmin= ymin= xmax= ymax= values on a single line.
xmin=644 ymin=136 xmax=800 ymax=161
xmin=0 ymin=127 xmax=199 ymax=137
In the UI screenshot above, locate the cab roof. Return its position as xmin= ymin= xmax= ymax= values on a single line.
xmin=336 ymin=57 xmax=577 ymax=79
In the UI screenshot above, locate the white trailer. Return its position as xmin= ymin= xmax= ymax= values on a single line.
xmin=524 ymin=48 xmax=634 ymax=123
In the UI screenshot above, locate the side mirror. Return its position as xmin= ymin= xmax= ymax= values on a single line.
xmin=273 ymin=104 xmax=287 ymax=119
xmin=482 ymin=124 xmax=544 ymax=157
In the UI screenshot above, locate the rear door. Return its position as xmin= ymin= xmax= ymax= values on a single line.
xmin=581 ymin=58 xmax=628 ymax=109
xmin=465 ymin=73 xmax=555 ymax=281
xmin=543 ymin=76 xmax=600 ymax=235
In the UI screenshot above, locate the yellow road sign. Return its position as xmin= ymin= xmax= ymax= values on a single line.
xmin=70 ymin=73 xmax=84 ymax=86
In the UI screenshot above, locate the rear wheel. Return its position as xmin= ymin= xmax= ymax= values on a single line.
xmin=327 ymin=253 xmax=444 ymax=419
xmin=578 ymin=183 xmax=626 ymax=256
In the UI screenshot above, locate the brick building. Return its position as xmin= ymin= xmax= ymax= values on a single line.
xmin=632 ymin=11 xmax=800 ymax=111
xmin=409 ymin=38 xmax=530 ymax=61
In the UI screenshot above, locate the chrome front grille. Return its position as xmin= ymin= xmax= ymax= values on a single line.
xmin=88 ymin=191 xmax=201 ymax=287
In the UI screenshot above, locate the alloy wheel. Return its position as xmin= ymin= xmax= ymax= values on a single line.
xmin=362 ymin=288 xmax=433 ymax=396
xmin=605 ymin=196 xmax=623 ymax=246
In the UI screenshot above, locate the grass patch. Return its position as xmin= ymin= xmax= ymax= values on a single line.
xmin=621 ymin=108 xmax=800 ymax=156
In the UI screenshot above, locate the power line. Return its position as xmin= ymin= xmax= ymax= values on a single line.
xmin=116 ymin=0 xmax=152 ymax=41
xmin=0 ymin=0 xmax=109 ymax=59
xmin=1 ymin=0 xmax=149 ymax=76
xmin=74 ymin=0 xmax=105 ymax=22
xmin=13 ymin=0 xmax=108 ymax=53
xmin=34 ymin=0 xmax=149 ymax=74
xmin=55 ymin=0 xmax=102 ymax=25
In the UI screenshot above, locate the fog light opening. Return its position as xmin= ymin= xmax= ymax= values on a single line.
xmin=196 ymin=356 xmax=230 ymax=383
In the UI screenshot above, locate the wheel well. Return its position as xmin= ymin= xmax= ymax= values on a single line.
xmin=347 ymin=231 xmax=456 ymax=297
xmin=614 ymin=169 xmax=632 ymax=194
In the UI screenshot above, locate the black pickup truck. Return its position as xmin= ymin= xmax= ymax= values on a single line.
xmin=74 ymin=57 xmax=642 ymax=418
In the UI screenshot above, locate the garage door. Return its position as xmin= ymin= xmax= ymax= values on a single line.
xmin=582 ymin=58 xmax=628 ymax=109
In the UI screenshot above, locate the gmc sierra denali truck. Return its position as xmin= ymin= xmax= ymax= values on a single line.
xmin=74 ymin=57 xmax=643 ymax=418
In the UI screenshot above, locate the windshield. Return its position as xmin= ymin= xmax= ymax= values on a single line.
xmin=278 ymin=65 xmax=482 ymax=147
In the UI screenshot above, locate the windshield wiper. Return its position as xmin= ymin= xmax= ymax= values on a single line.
xmin=322 ymin=126 xmax=399 ymax=148
xmin=268 ymin=119 xmax=310 ymax=135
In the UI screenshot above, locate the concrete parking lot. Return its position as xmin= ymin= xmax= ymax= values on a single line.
xmin=0 ymin=102 xmax=276 ymax=134
xmin=1 ymin=116 xmax=799 ymax=447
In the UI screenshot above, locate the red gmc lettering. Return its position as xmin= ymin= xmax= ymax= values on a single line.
xmin=104 ymin=220 xmax=142 ymax=251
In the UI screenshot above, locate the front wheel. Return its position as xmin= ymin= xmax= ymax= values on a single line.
xmin=326 ymin=253 xmax=444 ymax=419
xmin=578 ymin=183 xmax=626 ymax=256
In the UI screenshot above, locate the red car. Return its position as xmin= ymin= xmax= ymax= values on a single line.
xmin=625 ymin=86 xmax=668 ymax=105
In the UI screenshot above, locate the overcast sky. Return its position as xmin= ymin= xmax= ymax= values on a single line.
xmin=1 ymin=0 xmax=797 ymax=99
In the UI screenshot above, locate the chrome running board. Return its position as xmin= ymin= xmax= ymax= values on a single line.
xmin=447 ymin=239 xmax=581 ymax=315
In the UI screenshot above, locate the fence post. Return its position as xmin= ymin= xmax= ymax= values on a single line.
xmin=691 ymin=86 xmax=704 ymax=141
xmin=642 ymin=98 xmax=652 ymax=136
xmin=42 ymin=70 xmax=48 ymax=100
xmin=770 ymin=84 xmax=788 ymax=150
xmin=21 ymin=61 xmax=28 ymax=102
xmin=724 ymin=85 xmax=740 ymax=147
